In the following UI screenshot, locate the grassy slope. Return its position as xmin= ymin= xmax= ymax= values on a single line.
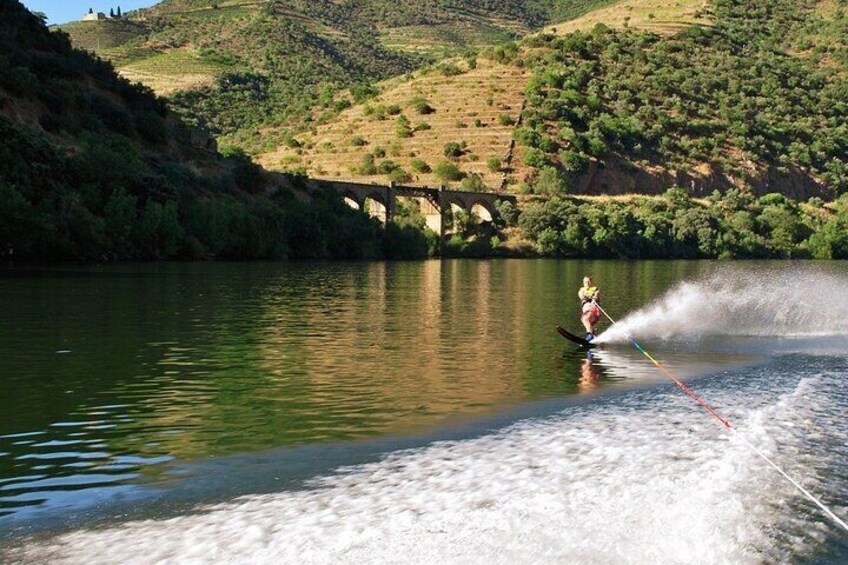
xmin=259 ymin=0 xmax=847 ymax=198
xmin=256 ymin=57 xmax=531 ymax=189
xmin=59 ymin=0 xmax=553 ymax=96
xmin=257 ymin=0 xmax=707 ymax=189
xmin=57 ymin=2 xmax=259 ymax=95
xmin=55 ymin=19 xmax=149 ymax=50
xmin=542 ymin=0 xmax=710 ymax=35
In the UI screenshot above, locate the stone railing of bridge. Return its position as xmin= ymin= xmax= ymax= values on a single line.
xmin=305 ymin=180 xmax=517 ymax=239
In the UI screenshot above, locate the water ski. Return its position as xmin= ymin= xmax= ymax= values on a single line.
xmin=556 ymin=326 xmax=598 ymax=348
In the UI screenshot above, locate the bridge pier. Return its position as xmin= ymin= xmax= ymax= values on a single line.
xmin=386 ymin=182 xmax=396 ymax=223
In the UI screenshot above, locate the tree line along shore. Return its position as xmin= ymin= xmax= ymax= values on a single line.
xmin=1 ymin=0 xmax=846 ymax=262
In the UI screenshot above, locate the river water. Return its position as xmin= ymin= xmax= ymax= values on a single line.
xmin=0 ymin=260 xmax=846 ymax=563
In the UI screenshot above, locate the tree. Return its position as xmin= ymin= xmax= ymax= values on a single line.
xmin=533 ymin=167 xmax=568 ymax=194
xmin=460 ymin=173 xmax=487 ymax=191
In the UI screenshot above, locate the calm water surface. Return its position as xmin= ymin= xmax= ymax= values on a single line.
xmin=1 ymin=260 xmax=846 ymax=563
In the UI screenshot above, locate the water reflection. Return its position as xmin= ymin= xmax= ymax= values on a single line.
xmin=579 ymin=355 xmax=603 ymax=392
xmin=1 ymin=260 xmax=750 ymax=525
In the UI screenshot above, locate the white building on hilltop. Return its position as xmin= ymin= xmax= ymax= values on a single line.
xmin=82 ymin=9 xmax=107 ymax=21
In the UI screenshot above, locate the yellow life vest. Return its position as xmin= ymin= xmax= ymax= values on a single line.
xmin=580 ymin=285 xmax=598 ymax=303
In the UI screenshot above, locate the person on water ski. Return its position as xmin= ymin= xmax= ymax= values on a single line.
xmin=578 ymin=275 xmax=601 ymax=342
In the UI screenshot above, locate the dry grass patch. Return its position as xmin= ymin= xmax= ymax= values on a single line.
xmin=543 ymin=0 xmax=711 ymax=36
xmin=257 ymin=57 xmax=531 ymax=191
xmin=117 ymin=49 xmax=225 ymax=94
xmin=815 ymin=0 xmax=842 ymax=17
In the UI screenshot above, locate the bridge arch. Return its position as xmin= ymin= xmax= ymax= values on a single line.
xmin=342 ymin=191 xmax=363 ymax=210
xmin=364 ymin=192 xmax=390 ymax=223
xmin=470 ymin=200 xmax=495 ymax=223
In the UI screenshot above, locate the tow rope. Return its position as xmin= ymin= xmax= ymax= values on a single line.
xmin=592 ymin=301 xmax=848 ymax=533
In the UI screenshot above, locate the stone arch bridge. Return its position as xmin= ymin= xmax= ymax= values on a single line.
xmin=308 ymin=180 xmax=516 ymax=237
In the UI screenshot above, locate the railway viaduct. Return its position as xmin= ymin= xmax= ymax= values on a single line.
xmin=305 ymin=180 xmax=517 ymax=238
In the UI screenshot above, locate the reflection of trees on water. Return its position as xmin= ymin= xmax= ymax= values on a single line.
xmin=2 ymin=262 xmax=731 ymax=469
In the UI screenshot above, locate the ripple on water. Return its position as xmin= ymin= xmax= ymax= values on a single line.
xmin=7 ymin=361 xmax=847 ymax=564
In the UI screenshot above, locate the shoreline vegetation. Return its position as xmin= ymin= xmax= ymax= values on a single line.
xmin=2 ymin=1 xmax=847 ymax=263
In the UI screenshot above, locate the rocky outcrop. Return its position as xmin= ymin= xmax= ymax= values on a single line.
xmin=568 ymin=155 xmax=832 ymax=199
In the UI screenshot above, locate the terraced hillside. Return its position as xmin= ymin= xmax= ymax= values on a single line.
xmin=542 ymin=0 xmax=710 ymax=35
xmin=512 ymin=0 xmax=848 ymax=197
xmin=256 ymin=57 xmax=531 ymax=189
xmin=258 ymin=0 xmax=847 ymax=199
xmin=58 ymin=0 xmax=578 ymax=151
xmin=255 ymin=0 xmax=715 ymax=190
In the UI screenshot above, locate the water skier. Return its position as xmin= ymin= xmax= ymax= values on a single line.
xmin=578 ymin=275 xmax=601 ymax=342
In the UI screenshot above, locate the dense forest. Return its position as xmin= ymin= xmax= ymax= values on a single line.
xmin=0 ymin=0 xmax=427 ymax=262
xmin=509 ymin=190 xmax=848 ymax=260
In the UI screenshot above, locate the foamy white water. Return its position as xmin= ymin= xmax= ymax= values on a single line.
xmin=597 ymin=268 xmax=848 ymax=344
xmin=8 ymin=365 xmax=846 ymax=564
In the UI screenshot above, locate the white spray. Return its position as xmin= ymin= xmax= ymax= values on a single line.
xmin=598 ymin=267 xmax=848 ymax=343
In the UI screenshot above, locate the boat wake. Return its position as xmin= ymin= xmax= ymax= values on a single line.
xmin=6 ymin=360 xmax=847 ymax=564
xmin=597 ymin=267 xmax=848 ymax=344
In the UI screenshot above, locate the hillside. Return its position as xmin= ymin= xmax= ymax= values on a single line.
xmin=57 ymin=0 xmax=579 ymax=152
xmin=256 ymin=0 xmax=847 ymax=199
xmin=515 ymin=0 xmax=848 ymax=198
xmin=256 ymin=56 xmax=531 ymax=190
xmin=0 ymin=0 xmax=411 ymax=262
xmin=56 ymin=0 xmax=848 ymax=200
xmin=254 ymin=0 xmax=707 ymax=188
xmin=542 ymin=0 xmax=710 ymax=35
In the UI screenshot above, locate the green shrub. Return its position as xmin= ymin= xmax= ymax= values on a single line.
xmin=358 ymin=154 xmax=377 ymax=175
xmin=533 ymin=167 xmax=568 ymax=194
xmin=410 ymin=96 xmax=435 ymax=114
xmin=434 ymin=161 xmax=464 ymax=182
xmin=377 ymin=160 xmax=399 ymax=174
xmin=389 ymin=168 xmax=412 ymax=183
xmin=558 ymin=150 xmax=589 ymax=172
xmin=351 ymin=84 xmax=378 ymax=103
xmin=443 ymin=141 xmax=465 ymax=159
xmin=333 ymin=98 xmax=352 ymax=112
xmin=460 ymin=173 xmax=487 ymax=191
xmin=498 ymin=114 xmax=516 ymax=126
xmin=522 ymin=147 xmax=549 ymax=168
xmin=437 ymin=62 xmax=463 ymax=76
xmin=411 ymin=159 xmax=431 ymax=173
xmin=395 ymin=115 xmax=413 ymax=138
